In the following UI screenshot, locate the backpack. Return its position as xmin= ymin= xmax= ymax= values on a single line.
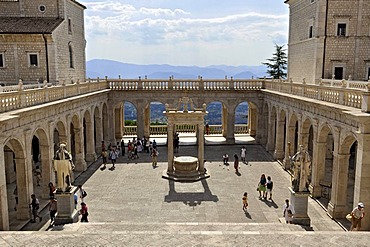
xmin=82 ymin=190 xmax=87 ymax=198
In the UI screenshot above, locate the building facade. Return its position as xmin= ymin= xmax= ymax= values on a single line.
xmin=0 ymin=0 xmax=86 ymax=85
xmin=285 ymin=0 xmax=370 ymax=83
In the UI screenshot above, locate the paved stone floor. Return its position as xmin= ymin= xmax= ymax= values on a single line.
xmin=2 ymin=140 xmax=370 ymax=246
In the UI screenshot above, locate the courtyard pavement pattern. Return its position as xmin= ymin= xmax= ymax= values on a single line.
xmin=2 ymin=139 xmax=370 ymax=246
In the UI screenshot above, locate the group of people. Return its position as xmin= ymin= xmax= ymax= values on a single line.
xmin=221 ymin=146 xmax=248 ymax=174
xmin=257 ymin=174 xmax=274 ymax=201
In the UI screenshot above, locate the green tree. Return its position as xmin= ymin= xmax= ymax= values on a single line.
xmin=262 ymin=44 xmax=287 ymax=79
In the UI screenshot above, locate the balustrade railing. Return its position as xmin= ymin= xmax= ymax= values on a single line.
xmin=1 ymin=76 xmax=370 ymax=114
xmin=124 ymin=124 xmax=248 ymax=136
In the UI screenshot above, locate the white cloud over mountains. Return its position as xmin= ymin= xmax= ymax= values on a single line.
xmin=82 ymin=0 xmax=288 ymax=66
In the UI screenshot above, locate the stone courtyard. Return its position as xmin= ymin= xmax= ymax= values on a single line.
xmin=2 ymin=140 xmax=369 ymax=246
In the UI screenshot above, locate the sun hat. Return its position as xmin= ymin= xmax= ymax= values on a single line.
xmin=358 ymin=202 xmax=364 ymax=208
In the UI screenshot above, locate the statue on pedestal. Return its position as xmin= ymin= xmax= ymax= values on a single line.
xmin=53 ymin=143 xmax=75 ymax=192
xmin=290 ymin=145 xmax=311 ymax=192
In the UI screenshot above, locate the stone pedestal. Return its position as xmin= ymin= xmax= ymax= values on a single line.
xmin=289 ymin=187 xmax=311 ymax=226
xmin=162 ymin=156 xmax=210 ymax=182
xmin=54 ymin=187 xmax=79 ymax=225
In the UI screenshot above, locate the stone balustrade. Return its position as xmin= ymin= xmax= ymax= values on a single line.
xmin=2 ymin=77 xmax=370 ymax=114
xmin=122 ymin=124 xmax=248 ymax=136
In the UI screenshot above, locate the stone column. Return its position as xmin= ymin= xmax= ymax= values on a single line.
xmin=328 ymin=153 xmax=350 ymax=218
xmin=167 ymin=123 xmax=174 ymax=172
xmin=248 ymin=106 xmax=257 ymax=137
xmin=310 ymin=142 xmax=326 ymax=197
xmin=226 ymin=111 xmax=235 ymax=144
xmin=16 ymin=156 xmax=32 ymax=220
xmin=274 ymin=120 xmax=285 ymax=160
xmin=198 ymin=124 xmax=205 ymax=173
xmin=0 ymin=142 xmax=10 ymax=230
xmin=353 ymin=133 xmax=370 ymax=230
xmin=95 ymin=115 xmax=103 ymax=154
xmin=85 ymin=116 xmax=96 ymax=163
xmin=40 ymin=143 xmax=52 ymax=199
xmin=114 ymin=104 xmax=123 ymax=140
xmin=106 ymin=100 xmax=116 ymax=145
xmin=74 ymin=127 xmax=87 ymax=172
xmin=266 ymin=110 xmax=275 ymax=153
xmin=222 ymin=105 xmax=228 ymax=138
xmin=144 ymin=106 xmax=150 ymax=138
xmin=136 ymin=102 xmax=145 ymax=139
xmin=255 ymin=105 xmax=265 ymax=145
xmin=283 ymin=125 xmax=296 ymax=169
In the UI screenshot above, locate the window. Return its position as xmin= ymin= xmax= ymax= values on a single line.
xmin=68 ymin=18 xmax=72 ymax=34
xmin=309 ymin=26 xmax=313 ymax=38
xmin=0 ymin=53 xmax=4 ymax=68
xmin=337 ymin=23 xmax=346 ymax=36
xmin=29 ymin=54 xmax=38 ymax=67
xmin=334 ymin=67 xmax=344 ymax=80
xmin=69 ymin=43 xmax=74 ymax=68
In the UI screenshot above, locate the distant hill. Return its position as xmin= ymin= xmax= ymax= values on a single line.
xmin=86 ymin=59 xmax=268 ymax=79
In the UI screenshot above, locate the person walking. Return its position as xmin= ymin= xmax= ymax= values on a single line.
xmin=350 ymin=202 xmax=365 ymax=231
xmin=34 ymin=165 xmax=42 ymax=186
xmin=29 ymin=194 xmax=42 ymax=223
xmin=48 ymin=182 xmax=56 ymax=199
xmin=240 ymin=146 xmax=246 ymax=163
xmin=234 ymin=154 xmax=239 ymax=173
xmin=222 ymin=153 xmax=229 ymax=170
xmin=109 ymin=146 xmax=119 ymax=170
xmin=151 ymin=148 xmax=158 ymax=168
xmin=242 ymin=192 xmax=248 ymax=211
xmin=49 ymin=197 xmax=58 ymax=226
xmin=257 ymin=174 xmax=267 ymax=199
xmin=101 ymin=149 xmax=108 ymax=169
xmin=121 ymin=139 xmax=125 ymax=156
xmin=80 ymin=202 xmax=89 ymax=222
xmin=78 ymin=185 xmax=87 ymax=202
xmin=266 ymin=176 xmax=274 ymax=201
xmin=283 ymin=199 xmax=295 ymax=224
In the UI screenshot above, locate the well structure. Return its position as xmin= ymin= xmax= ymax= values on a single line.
xmin=162 ymin=96 xmax=210 ymax=182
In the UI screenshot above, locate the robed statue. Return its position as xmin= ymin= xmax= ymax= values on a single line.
xmin=290 ymin=145 xmax=311 ymax=192
xmin=53 ymin=143 xmax=75 ymax=192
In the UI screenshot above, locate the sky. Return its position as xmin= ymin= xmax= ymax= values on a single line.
xmin=82 ymin=0 xmax=289 ymax=66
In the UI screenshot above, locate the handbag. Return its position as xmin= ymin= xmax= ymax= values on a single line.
xmin=287 ymin=209 xmax=293 ymax=217
xmin=346 ymin=214 xmax=352 ymax=221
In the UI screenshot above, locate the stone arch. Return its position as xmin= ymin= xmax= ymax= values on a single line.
xmin=83 ymin=109 xmax=96 ymax=162
xmin=31 ymin=128 xmax=51 ymax=199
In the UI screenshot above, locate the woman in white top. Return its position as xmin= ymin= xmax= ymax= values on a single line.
xmin=283 ymin=199 xmax=295 ymax=224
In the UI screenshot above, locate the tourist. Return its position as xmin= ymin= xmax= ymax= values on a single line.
xmin=80 ymin=202 xmax=89 ymax=222
xmin=283 ymin=199 xmax=294 ymax=224
xmin=266 ymin=176 xmax=274 ymax=201
xmin=101 ymin=149 xmax=108 ymax=169
xmin=240 ymin=146 xmax=246 ymax=163
xmin=350 ymin=202 xmax=365 ymax=231
xmin=152 ymin=148 xmax=159 ymax=168
xmin=48 ymin=182 xmax=56 ymax=199
xmin=101 ymin=141 xmax=106 ymax=152
xmin=78 ymin=185 xmax=87 ymax=202
xmin=49 ymin=197 xmax=57 ymax=226
xmin=205 ymin=124 xmax=210 ymax=135
xmin=109 ymin=146 xmax=119 ymax=169
xmin=174 ymin=133 xmax=179 ymax=153
xmin=222 ymin=153 xmax=229 ymax=170
xmin=242 ymin=192 xmax=248 ymax=211
xmin=29 ymin=194 xmax=42 ymax=223
xmin=121 ymin=139 xmax=125 ymax=156
xmin=152 ymin=139 xmax=157 ymax=150
xmin=74 ymin=193 xmax=78 ymax=209
xmin=234 ymin=154 xmax=239 ymax=173
xmin=257 ymin=174 xmax=267 ymax=199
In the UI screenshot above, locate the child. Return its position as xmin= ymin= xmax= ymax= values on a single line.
xmin=242 ymin=192 xmax=248 ymax=211
xmin=34 ymin=165 xmax=42 ymax=186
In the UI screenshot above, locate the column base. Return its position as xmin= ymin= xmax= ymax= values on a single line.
xmin=309 ymin=184 xmax=322 ymax=198
xmin=327 ymin=201 xmax=347 ymax=218
xmin=289 ymin=187 xmax=311 ymax=226
xmin=85 ymin=153 xmax=97 ymax=163
xmin=225 ymin=137 xmax=235 ymax=144
xmin=274 ymin=150 xmax=284 ymax=160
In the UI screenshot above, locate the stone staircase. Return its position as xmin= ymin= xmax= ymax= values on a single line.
xmin=38 ymin=221 xmax=368 ymax=246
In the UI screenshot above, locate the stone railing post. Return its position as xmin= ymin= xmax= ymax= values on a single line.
xmin=138 ymin=76 xmax=143 ymax=90
xmin=262 ymin=76 xmax=266 ymax=89
xmin=289 ymin=78 xmax=293 ymax=93
xmin=361 ymin=83 xmax=370 ymax=112
xmin=168 ymin=76 xmax=173 ymax=90
xmin=230 ymin=76 xmax=234 ymax=90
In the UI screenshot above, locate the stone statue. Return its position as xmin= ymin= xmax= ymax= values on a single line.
xmin=53 ymin=143 xmax=75 ymax=192
xmin=290 ymin=145 xmax=311 ymax=192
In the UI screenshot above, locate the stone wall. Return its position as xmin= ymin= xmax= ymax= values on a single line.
xmin=286 ymin=0 xmax=370 ymax=82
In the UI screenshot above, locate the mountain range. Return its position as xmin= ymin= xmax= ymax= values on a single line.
xmin=86 ymin=59 xmax=268 ymax=79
